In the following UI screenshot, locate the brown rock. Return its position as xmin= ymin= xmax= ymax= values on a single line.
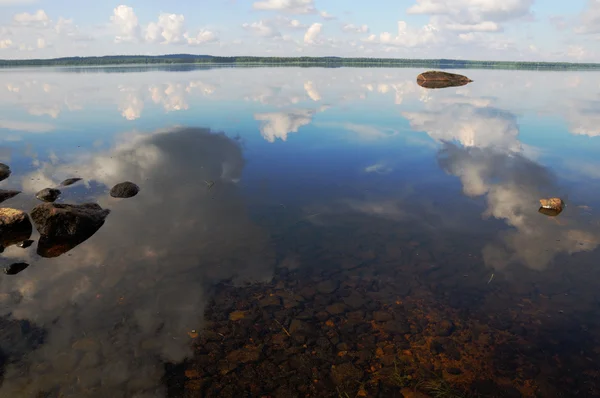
xmin=110 ymin=181 xmax=140 ymax=198
xmin=539 ymin=197 xmax=564 ymax=216
xmin=30 ymin=202 xmax=110 ymax=258
xmin=326 ymin=302 xmax=347 ymax=315
xmin=0 ymin=163 xmax=10 ymax=182
xmin=416 ymin=71 xmax=472 ymax=89
xmin=331 ymin=362 xmax=364 ymax=385
xmin=226 ymin=346 xmax=261 ymax=364
xmin=0 ymin=190 xmax=20 ymax=204
xmin=373 ymin=311 xmax=394 ymax=322
xmin=35 ymin=188 xmax=61 ymax=203
xmin=0 ymin=208 xmax=32 ymax=249
xmin=60 ymin=178 xmax=82 ymax=186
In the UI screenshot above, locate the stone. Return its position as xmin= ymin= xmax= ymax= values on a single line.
xmin=259 ymin=295 xmax=281 ymax=309
xmin=3 ymin=262 xmax=29 ymax=275
xmin=226 ymin=346 xmax=261 ymax=364
xmin=416 ymin=71 xmax=473 ymax=89
xmin=434 ymin=320 xmax=456 ymax=337
xmin=0 ymin=163 xmax=10 ymax=182
xmin=331 ymin=362 xmax=363 ymax=385
xmin=30 ymin=203 xmax=110 ymax=257
xmin=35 ymin=188 xmax=61 ymax=203
xmin=0 ymin=208 xmax=32 ymax=249
xmin=0 ymin=190 xmax=20 ymax=204
xmin=326 ymin=303 xmax=347 ymax=315
xmin=17 ymin=239 xmax=34 ymax=248
xmin=383 ymin=320 xmax=411 ymax=335
xmin=316 ymin=280 xmax=338 ymax=294
xmin=110 ymin=181 xmax=140 ymax=198
xmin=60 ymin=178 xmax=82 ymax=186
xmin=373 ymin=311 xmax=394 ymax=322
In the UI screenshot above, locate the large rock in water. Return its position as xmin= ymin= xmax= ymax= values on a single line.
xmin=0 ymin=208 xmax=32 ymax=250
xmin=35 ymin=188 xmax=61 ymax=203
xmin=0 ymin=163 xmax=11 ymax=182
xmin=110 ymin=181 xmax=140 ymax=198
xmin=0 ymin=190 xmax=21 ymax=204
xmin=30 ymin=203 xmax=110 ymax=258
xmin=416 ymin=71 xmax=472 ymax=89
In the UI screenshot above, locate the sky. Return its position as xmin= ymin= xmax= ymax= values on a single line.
xmin=0 ymin=0 xmax=599 ymax=61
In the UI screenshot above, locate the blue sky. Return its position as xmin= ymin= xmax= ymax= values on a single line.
xmin=0 ymin=0 xmax=598 ymax=61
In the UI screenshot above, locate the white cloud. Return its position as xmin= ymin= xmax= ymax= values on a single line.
xmin=145 ymin=13 xmax=186 ymax=44
xmin=407 ymin=0 xmax=533 ymax=23
xmin=303 ymin=80 xmax=321 ymax=101
xmin=575 ymin=0 xmax=600 ymax=34
xmin=255 ymin=108 xmax=324 ymax=142
xmin=402 ymin=103 xmax=522 ymax=153
xmin=253 ymin=0 xmax=316 ymax=14
xmin=242 ymin=20 xmax=281 ymax=37
xmin=445 ymin=21 xmax=500 ymax=32
xmin=36 ymin=37 xmax=46 ymax=48
xmin=364 ymin=21 xmax=440 ymax=47
xmin=0 ymin=120 xmax=54 ymax=133
xmin=111 ymin=5 xmax=141 ymax=43
xmin=320 ymin=11 xmax=335 ymax=20
xmin=0 ymin=39 xmax=13 ymax=49
xmin=304 ymin=22 xmax=322 ymax=44
xmin=342 ymin=24 xmax=369 ymax=34
xmin=13 ymin=9 xmax=50 ymax=26
xmin=186 ymin=29 xmax=218 ymax=45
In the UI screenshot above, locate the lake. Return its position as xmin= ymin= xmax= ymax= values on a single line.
xmin=0 ymin=66 xmax=599 ymax=397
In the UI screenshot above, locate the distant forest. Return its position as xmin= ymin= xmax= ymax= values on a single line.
xmin=1 ymin=54 xmax=599 ymax=70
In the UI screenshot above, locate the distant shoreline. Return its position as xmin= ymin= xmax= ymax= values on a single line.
xmin=1 ymin=55 xmax=599 ymax=71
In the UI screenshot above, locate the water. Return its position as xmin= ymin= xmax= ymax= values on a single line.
xmin=0 ymin=66 xmax=599 ymax=397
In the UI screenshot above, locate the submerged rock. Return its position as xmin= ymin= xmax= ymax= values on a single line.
xmin=17 ymin=239 xmax=34 ymax=248
xmin=539 ymin=198 xmax=564 ymax=217
xmin=35 ymin=188 xmax=61 ymax=203
xmin=416 ymin=71 xmax=473 ymax=89
xmin=0 ymin=208 xmax=33 ymax=249
xmin=0 ymin=163 xmax=11 ymax=182
xmin=60 ymin=178 xmax=82 ymax=187
xmin=30 ymin=203 xmax=110 ymax=258
xmin=0 ymin=190 xmax=20 ymax=204
xmin=4 ymin=262 xmax=29 ymax=275
xmin=110 ymin=181 xmax=140 ymax=198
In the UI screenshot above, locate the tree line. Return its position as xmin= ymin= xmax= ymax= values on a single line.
xmin=1 ymin=55 xmax=599 ymax=70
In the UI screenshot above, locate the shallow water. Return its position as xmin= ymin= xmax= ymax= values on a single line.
xmin=0 ymin=66 xmax=600 ymax=397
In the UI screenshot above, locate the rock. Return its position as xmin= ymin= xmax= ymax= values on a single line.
xmin=0 ymin=190 xmax=20 ymax=204
xmin=17 ymin=239 xmax=34 ymax=248
xmin=383 ymin=320 xmax=411 ymax=335
xmin=317 ymin=280 xmax=338 ymax=294
xmin=60 ymin=178 xmax=82 ymax=186
xmin=447 ymin=367 xmax=462 ymax=375
xmin=226 ymin=346 xmax=261 ymax=364
xmin=416 ymin=71 xmax=472 ymax=89
xmin=373 ymin=311 xmax=394 ymax=322
xmin=35 ymin=188 xmax=61 ymax=203
xmin=110 ymin=181 xmax=140 ymax=198
xmin=259 ymin=295 xmax=281 ymax=309
xmin=326 ymin=302 xmax=347 ymax=315
xmin=288 ymin=319 xmax=309 ymax=334
xmin=0 ymin=163 xmax=10 ymax=182
xmin=331 ymin=362 xmax=363 ymax=385
xmin=3 ymin=263 xmax=29 ymax=275
xmin=539 ymin=197 xmax=564 ymax=217
xmin=30 ymin=203 xmax=110 ymax=258
xmin=434 ymin=320 xmax=456 ymax=337
xmin=0 ymin=208 xmax=32 ymax=249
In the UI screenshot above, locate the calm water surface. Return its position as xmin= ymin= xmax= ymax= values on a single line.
xmin=0 ymin=66 xmax=599 ymax=397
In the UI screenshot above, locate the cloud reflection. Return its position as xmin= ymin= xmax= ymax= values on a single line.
xmin=0 ymin=127 xmax=275 ymax=397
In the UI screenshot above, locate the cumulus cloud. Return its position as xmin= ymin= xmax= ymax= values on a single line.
xmin=242 ymin=20 xmax=281 ymax=37
xmin=402 ymin=103 xmax=522 ymax=152
xmin=303 ymin=80 xmax=321 ymax=101
xmin=145 ymin=12 xmax=186 ymax=44
xmin=364 ymin=21 xmax=440 ymax=47
xmin=186 ymin=29 xmax=218 ymax=45
xmin=439 ymin=142 xmax=599 ymax=271
xmin=13 ymin=9 xmax=50 ymax=27
xmin=342 ymin=24 xmax=369 ymax=34
xmin=408 ymin=0 xmax=533 ymax=24
xmin=320 ymin=11 xmax=336 ymax=20
xmin=304 ymin=22 xmax=322 ymax=44
xmin=255 ymin=107 xmax=328 ymax=142
xmin=253 ymin=0 xmax=316 ymax=14
xmin=111 ymin=5 xmax=141 ymax=43
xmin=0 ymin=39 xmax=13 ymax=49
xmin=0 ymin=127 xmax=276 ymax=397
xmin=575 ymin=0 xmax=600 ymax=34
